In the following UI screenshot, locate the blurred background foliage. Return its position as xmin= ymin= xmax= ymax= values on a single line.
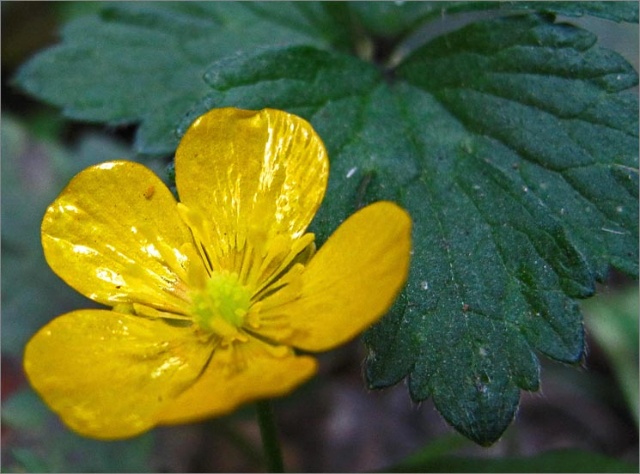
xmin=1 ymin=2 xmax=638 ymax=472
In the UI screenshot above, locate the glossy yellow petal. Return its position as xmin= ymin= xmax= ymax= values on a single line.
xmin=175 ymin=108 xmax=329 ymax=261
xmin=23 ymin=310 xmax=214 ymax=439
xmin=41 ymin=161 xmax=201 ymax=315
xmin=260 ymin=201 xmax=412 ymax=352
xmin=157 ymin=337 xmax=317 ymax=424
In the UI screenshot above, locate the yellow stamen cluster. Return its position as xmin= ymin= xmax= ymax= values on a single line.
xmin=191 ymin=272 xmax=251 ymax=341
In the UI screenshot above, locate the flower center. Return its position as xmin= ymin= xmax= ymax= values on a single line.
xmin=191 ymin=272 xmax=252 ymax=340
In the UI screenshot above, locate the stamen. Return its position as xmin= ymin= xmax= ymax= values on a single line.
xmin=240 ymin=264 xmax=304 ymax=342
xmin=179 ymin=242 xmax=208 ymax=290
xmin=175 ymin=203 xmax=315 ymax=349
xmin=150 ymin=235 xmax=191 ymax=284
xmin=177 ymin=203 xmax=219 ymax=275
xmin=253 ymin=263 xmax=304 ymax=309
xmin=132 ymin=303 xmax=194 ymax=321
xmin=238 ymin=239 xmax=255 ymax=284
xmin=246 ymin=233 xmax=315 ymax=296
xmin=218 ymin=344 xmax=247 ymax=376
xmin=190 ymin=271 xmax=252 ymax=342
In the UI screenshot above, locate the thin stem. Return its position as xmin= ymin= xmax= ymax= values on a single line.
xmin=256 ymin=400 xmax=285 ymax=473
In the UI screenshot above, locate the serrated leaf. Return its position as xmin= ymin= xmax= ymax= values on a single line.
xmin=12 ymin=3 xmax=639 ymax=445
xmin=14 ymin=2 xmax=341 ymax=155
xmin=185 ymin=15 xmax=637 ymax=445
xmin=500 ymin=1 xmax=639 ymax=23
xmin=375 ymin=13 xmax=637 ymax=444
xmin=14 ymin=1 xmax=636 ymax=156
xmin=348 ymin=1 xmax=638 ymax=41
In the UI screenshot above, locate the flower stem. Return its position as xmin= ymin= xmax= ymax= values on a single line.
xmin=256 ymin=400 xmax=285 ymax=472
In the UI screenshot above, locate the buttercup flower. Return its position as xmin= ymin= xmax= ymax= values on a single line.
xmin=24 ymin=108 xmax=412 ymax=439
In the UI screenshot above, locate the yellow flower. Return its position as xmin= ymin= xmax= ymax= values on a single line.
xmin=24 ymin=108 xmax=412 ymax=439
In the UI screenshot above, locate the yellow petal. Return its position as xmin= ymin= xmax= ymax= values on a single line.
xmin=157 ymin=337 xmax=317 ymax=424
xmin=23 ymin=309 xmax=214 ymax=439
xmin=175 ymin=108 xmax=329 ymax=254
xmin=260 ymin=201 xmax=412 ymax=352
xmin=41 ymin=161 xmax=200 ymax=315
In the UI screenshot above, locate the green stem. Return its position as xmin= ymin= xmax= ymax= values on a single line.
xmin=256 ymin=400 xmax=285 ymax=473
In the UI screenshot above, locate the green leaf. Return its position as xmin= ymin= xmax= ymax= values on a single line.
xmin=185 ymin=14 xmax=638 ymax=445
xmin=347 ymin=2 xmax=484 ymax=38
xmin=12 ymin=3 xmax=638 ymax=446
xmin=500 ymin=1 xmax=639 ymax=23
xmin=386 ymin=448 xmax=638 ymax=473
xmin=14 ymin=2 xmax=339 ymax=155
xmin=348 ymin=1 xmax=638 ymax=43
xmin=380 ymin=14 xmax=637 ymax=443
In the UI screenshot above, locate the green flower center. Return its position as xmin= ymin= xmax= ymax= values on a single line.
xmin=191 ymin=272 xmax=252 ymax=339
